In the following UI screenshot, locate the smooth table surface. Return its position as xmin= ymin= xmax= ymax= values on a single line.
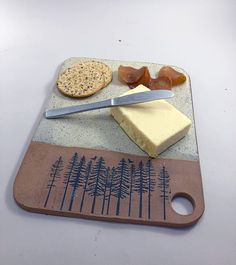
xmin=1 ymin=1 xmax=236 ymax=264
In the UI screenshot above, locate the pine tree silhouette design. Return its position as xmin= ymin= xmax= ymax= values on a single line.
xmin=106 ymin=167 xmax=116 ymax=215
xmin=146 ymin=160 xmax=156 ymax=219
xmin=44 ymin=156 xmax=63 ymax=208
xmin=80 ymin=160 xmax=93 ymax=212
xmin=101 ymin=167 xmax=110 ymax=214
xmin=60 ymin=152 xmax=78 ymax=210
xmin=134 ymin=161 xmax=149 ymax=218
xmin=87 ymin=157 xmax=107 ymax=214
xmin=68 ymin=155 xmax=86 ymax=211
xmin=128 ymin=163 xmax=135 ymax=216
xmin=158 ymin=166 xmax=170 ymax=220
xmin=112 ymin=158 xmax=130 ymax=216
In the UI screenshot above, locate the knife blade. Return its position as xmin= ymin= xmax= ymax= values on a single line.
xmin=45 ymin=90 xmax=174 ymax=119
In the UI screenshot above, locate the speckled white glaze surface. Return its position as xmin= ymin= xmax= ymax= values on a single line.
xmin=33 ymin=57 xmax=198 ymax=160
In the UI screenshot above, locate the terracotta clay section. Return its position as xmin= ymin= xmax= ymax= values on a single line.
xmin=14 ymin=141 xmax=204 ymax=227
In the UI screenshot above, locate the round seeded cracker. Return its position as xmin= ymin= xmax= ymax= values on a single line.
xmin=57 ymin=65 xmax=105 ymax=98
xmin=76 ymin=60 xmax=113 ymax=86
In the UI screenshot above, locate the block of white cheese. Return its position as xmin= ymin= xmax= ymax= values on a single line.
xmin=110 ymin=85 xmax=192 ymax=157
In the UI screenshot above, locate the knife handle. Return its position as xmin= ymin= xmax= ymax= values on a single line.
xmin=45 ymin=99 xmax=112 ymax=119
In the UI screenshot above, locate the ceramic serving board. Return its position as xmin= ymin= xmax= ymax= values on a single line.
xmin=13 ymin=57 xmax=204 ymax=227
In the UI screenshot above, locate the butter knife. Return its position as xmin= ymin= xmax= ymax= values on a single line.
xmin=45 ymin=90 xmax=174 ymax=119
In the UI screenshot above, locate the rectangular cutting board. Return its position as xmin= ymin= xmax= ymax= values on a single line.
xmin=13 ymin=57 xmax=204 ymax=227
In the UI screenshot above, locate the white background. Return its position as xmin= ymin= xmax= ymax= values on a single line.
xmin=1 ymin=0 xmax=236 ymax=264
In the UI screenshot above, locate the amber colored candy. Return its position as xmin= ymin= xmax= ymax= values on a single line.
xmin=128 ymin=67 xmax=151 ymax=88
xmin=118 ymin=66 xmax=147 ymax=84
xmin=158 ymin=66 xmax=186 ymax=86
xmin=149 ymin=76 xmax=172 ymax=90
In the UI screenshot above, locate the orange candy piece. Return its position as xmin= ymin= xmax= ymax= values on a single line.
xmin=158 ymin=66 xmax=186 ymax=86
xmin=118 ymin=65 xmax=186 ymax=90
xmin=149 ymin=76 xmax=172 ymax=90
xmin=128 ymin=67 xmax=151 ymax=88
xmin=118 ymin=65 xmax=151 ymax=89
xmin=118 ymin=66 xmax=147 ymax=84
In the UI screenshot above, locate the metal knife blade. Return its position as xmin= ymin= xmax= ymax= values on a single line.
xmin=45 ymin=90 xmax=174 ymax=119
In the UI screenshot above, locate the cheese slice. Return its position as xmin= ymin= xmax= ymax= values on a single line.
xmin=110 ymin=85 xmax=191 ymax=157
